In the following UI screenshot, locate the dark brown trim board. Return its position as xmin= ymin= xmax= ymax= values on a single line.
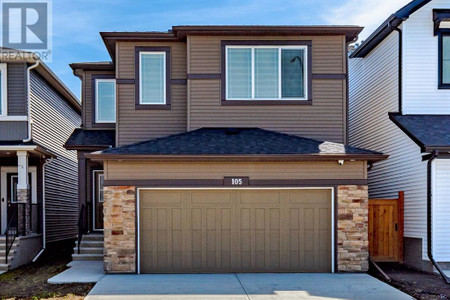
xmin=187 ymin=74 xmax=222 ymax=80
xmin=135 ymin=46 xmax=172 ymax=110
xmin=220 ymin=40 xmax=313 ymax=105
xmin=116 ymin=78 xmax=135 ymax=84
xmin=104 ymin=178 xmax=367 ymax=187
xmin=220 ymin=100 xmax=312 ymax=106
xmin=90 ymin=74 xmax=116 ymax=129
xmin=311 ymin=74 xmax=347 ymax=80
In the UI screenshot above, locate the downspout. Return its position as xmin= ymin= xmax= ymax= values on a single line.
xmin=32 ymin=157 xmax=53 ymax=262
xmin=427 ymin=151 xmax=450 ymax=283
xmin=388 ymin=21 xmax=403 ymax=114
xmin=23 ymin=60 xmax=40 ymax=143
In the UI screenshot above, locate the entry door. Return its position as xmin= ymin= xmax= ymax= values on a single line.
xmin=93 ymin=171 xmax=104 ymax=230
xmin=1 ymin=167 xmax=36 ymax=234
xmin=139 ymin=189 xmax=332 ymax=273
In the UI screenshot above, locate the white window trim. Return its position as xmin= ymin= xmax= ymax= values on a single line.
xmin=139 ymin=51 xmax=167 ymax=105
xmin=0 ymin=63 xmax=8 ymax=116
xmin=225 ymin=45 xmax=308 ymax=101
xmin=95 ymin=78 xmax=116 ymax=124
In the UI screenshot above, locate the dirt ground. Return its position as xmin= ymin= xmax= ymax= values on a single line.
xmin=0 ymin=240 xmax=93 ymax=300
xmin=371 ymin=263 xmax=450 ymax=300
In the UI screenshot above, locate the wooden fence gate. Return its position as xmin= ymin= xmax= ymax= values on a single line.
xmin=368 ymin=191 xmax=404 ymax=262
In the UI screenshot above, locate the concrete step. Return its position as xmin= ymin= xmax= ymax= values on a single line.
xmin=0 ymin=256 xmax=14 ymax=264
xmin=0 ymin=263 xmax=11 ymax=272
xmin=0 ymin=243 xmax=19 ymax=250
xmin=73 ymin=247 xmax=103 ymax=255
xmin=75 ymin=240 xmax=103 ymax=248
xmin=72 ymin=253 xmax=103 ymax=261
xmin=79 ymin=234 xmax=103 ymax=242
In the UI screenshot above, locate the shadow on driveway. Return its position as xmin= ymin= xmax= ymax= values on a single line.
xmin=85 ymin=273 xmax=412 ymax=299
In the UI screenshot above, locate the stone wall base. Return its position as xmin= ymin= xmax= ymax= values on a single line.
xmin=103 ymin=186 xmax=136 ymax=273
xmin=337 ymin=185 xmax=369 ymax=272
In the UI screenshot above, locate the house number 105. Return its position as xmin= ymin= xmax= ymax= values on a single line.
xmin=231 ymin=178 xmax=243 ymax=185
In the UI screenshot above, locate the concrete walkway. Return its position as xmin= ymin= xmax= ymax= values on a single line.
xmin=48 ymin=261 xmax=104 ymax=284
xmin=85 ymin=273 xmax=412 ymax=300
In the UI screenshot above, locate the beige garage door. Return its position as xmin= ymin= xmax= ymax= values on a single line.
xmin=139 ymin=189 xmax=332 ymax=273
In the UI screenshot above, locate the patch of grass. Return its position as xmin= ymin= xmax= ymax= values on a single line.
xmin=0 ymin=240 xmax=94 ymax=300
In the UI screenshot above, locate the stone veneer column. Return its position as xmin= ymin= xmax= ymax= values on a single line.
xmin=17 ymin=188 xmax=30 ymax=235
xmin=103 ymin=186 xmax=136 ymax=273
xmin=337 ymin=185 xmax=369 ymax=272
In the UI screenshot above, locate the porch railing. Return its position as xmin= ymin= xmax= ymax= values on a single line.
xmin=4 ymin=203 xmax=41 ymax=263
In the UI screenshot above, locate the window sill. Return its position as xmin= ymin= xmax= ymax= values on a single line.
xmin=92 ymin=123 xmax=115 ymax=129
xmin=135 ymin=104 xmax=171 ymax=110
xmin=438 ymin=84 xmax=450 ymax=89
xmin=0 ymin=116 xmax=28 ymax=121
xmin=221 ymin=100 xmax=312 ymax=106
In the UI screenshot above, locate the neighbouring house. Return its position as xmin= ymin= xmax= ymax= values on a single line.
xmin=0 ymin=49 xmax=81 ymax=272
xmin=67 ymin=25 xmax=387 ymax=274
xmin=349 ymin=0 xmax=450 ymax=277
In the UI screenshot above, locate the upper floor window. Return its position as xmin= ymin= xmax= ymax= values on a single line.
xmin=225 ymin=46 xmax=308 ymax=100
xmin=439 ymin=32 xmax=450 ymax=88
xmin=0 ymin=64 xmax=7 ymax=116
xmin=139 ymin=52 xmax=166 ymax=104
xmin=95 ymin=79 xmax=116 ymax=123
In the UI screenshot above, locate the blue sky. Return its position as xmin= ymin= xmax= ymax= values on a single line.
xmin=46 ymin=0 xmax=411 ymax=99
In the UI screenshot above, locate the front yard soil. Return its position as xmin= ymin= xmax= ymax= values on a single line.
xmin=0 ymin=240 xmax=94 ymax=300
xmin=371 ymin=262 xmax=450 ymax=300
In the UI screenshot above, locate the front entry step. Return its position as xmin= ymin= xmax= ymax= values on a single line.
xmin=72 ymin=233 xmax=103 ymax=262
xmin=0 ymin=235 xmax=19 ymax=272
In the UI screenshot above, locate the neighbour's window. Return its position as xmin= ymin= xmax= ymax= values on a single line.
xmin=139 ymin=52 xmax=166 ymax=104
xmin=0 ymin=64 xmax=7 ymax=116
xmin=95 ymin=79 xmax=116 ymax=123
xmin=226 ymin=46 xmax=307 ymax=100
xmin=440 ymin=34 xmax=450 ymax=87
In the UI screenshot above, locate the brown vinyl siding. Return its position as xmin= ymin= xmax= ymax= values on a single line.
xmin=116 ymin=41 xmax=187 ymax=146
xmin=104 ymin=161 xmax=366 ymax=181
xmin=187 ymin=35 xmax=347 ymax=143
xmin=7 ymin=63 xmax=27 ymax=115
xmin=82 ymin=70 xmax=115 ymax=129
xmin=30 ymin=71 xmax=81 ymax=243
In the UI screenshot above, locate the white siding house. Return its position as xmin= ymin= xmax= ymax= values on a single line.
xmin=349 ymin=0 xmax=450 ymax=273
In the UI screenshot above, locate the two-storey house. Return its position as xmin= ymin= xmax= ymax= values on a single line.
xmin=0 ymin=49 xmax=81 ymax=272
xmin=67 ymin=25 xmax=386 ymax=274
xmin=349 ymin=0 xmax=450 ymax=278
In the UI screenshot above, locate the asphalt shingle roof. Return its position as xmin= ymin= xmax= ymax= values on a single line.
xmin=390 ymin=114 xmax=450 ymax=150
xmin=99 ymin=128 xmax=382 ymax=156
xmin=65 ymin=129 xmax=115 ymax=149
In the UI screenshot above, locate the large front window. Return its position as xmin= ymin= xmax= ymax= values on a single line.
xmin=226 ymin=46 xmax=307 ymax=100
xmin=139 ymin=52 xmax=166 ymax=104
xmin=95 ymin=79 xmax=116 ymax=123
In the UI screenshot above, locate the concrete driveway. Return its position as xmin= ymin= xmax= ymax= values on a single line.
xmin=85 ymin=273 xmax=412 ymax=300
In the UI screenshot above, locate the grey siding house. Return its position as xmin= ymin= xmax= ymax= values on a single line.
xmin=0 ymin=49 xmax=81 ymax=271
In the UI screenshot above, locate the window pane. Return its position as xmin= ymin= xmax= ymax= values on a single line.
xmin=443 ymin=36 xmax=450 ymax=84
xmin=227 ymin=48 xmax=251 ymax=99
xmin=281 ymin=49 xmax=305 ymax=98
xmin=255 ymin=48 xmax=279 ymax=99
xmin=96 ymin=81 xmax=115 ymax=122
xmin=140 ymin=53 xmax=165 ymax=104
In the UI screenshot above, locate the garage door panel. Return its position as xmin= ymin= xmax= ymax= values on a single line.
xmin=139 ymin=189 xmax=331 ymax=273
